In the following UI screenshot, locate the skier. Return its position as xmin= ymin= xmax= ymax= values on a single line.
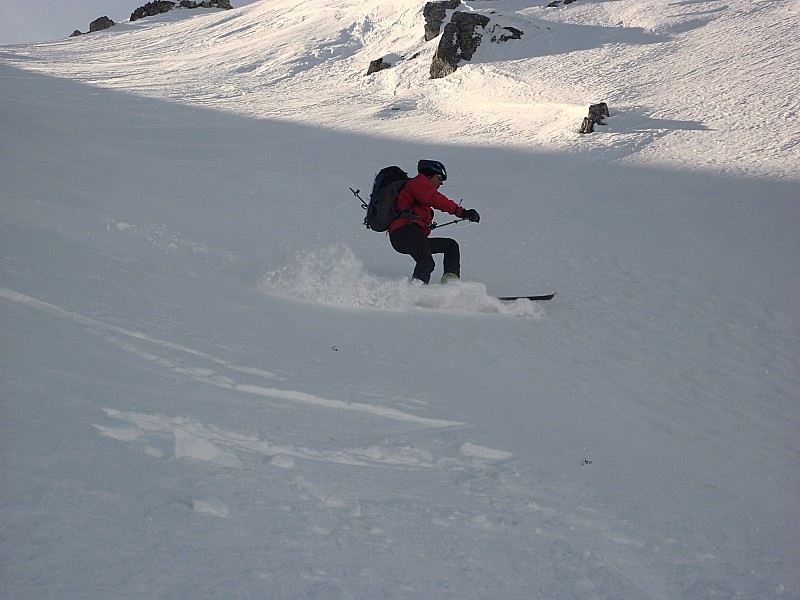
xmin=387 ymin=159 xmax=481 ymax=284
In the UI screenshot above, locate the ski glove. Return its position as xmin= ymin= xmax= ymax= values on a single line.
xmin=461 ymin=208 xmax=480 ymax=223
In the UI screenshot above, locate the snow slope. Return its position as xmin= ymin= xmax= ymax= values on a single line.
xmin=1 ymin=1 xmax=799 ymax=598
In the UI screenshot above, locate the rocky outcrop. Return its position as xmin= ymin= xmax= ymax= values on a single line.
xmin=579 ymin=102 xmax=610 ymax=134
xmin=179 ymin=0 xmax=233 ymax=8
xmin=367 ymin=57 xmax=392 ymax=75
xmin=430 ymin=12 xmax=490 ymax=79
xmin=69 ymin=15 xmax=115 ymax=37
xmin=130 ymin=0 xmax=232 ymax=22
xmin=490 ymin=26 xmax=523 ymax=42
xmin=90 ymin=16 xmax=116 ymax=32
xmin=71 ymin=1 xmax=233 ymax=37
xmin=423 ymin=0 xmax=462 ymax=42
xmin=131 ymin=1 xmax=176 ymax=22
xmin=430 ymin=11 xmax=523 ymax=79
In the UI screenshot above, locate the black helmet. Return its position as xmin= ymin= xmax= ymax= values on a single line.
xmin=417 ymin=159 xmax=447 ymax=181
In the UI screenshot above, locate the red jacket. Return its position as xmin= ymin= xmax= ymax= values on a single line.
xmin=388 ymin=173 xmax=464 ymax=236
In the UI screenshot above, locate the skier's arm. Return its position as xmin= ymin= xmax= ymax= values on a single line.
xmin=419 ymin=186 xmax=462 ymax=216
xmin=423 ymin=190 xmax=479 ymax=221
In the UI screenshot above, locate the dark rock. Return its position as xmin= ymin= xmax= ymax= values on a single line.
xmin=131 ymin=0 xmax=232 ymax=21
xmin=423 ymin=0 xmax=462 ymax=42
xmin=430 ymin=12 xmax=523 ymax=79
xmin=580 ymin=102 xmax=610 ymax=134
xmin=430 ymin=12 xmax=490 ymax=79
xmin=89 ymin=16 xmax=115 ymax=33
xmin=70 ymin=15 xmax=115 ymax=37
xmin=588 ymin=102 xmax=609 ymax=123
xmin=491 ymin=26 xmax=523 ymax=42
xmin=131 ymin=1 xmax=176 ymax=22
xmin=192 ymin=0 xmax=234 ymax=7
xmin=367 ymin=57 xmax=392 ymax=75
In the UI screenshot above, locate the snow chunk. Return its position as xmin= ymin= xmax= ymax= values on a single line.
xmin=191 ymin=499 xmax=230 ymax=519
xmin=460 ymin=442 xmax=514 ymax=461
xmin=269 ymin=455 xmax=296 ymax=469
xmin=93 ymin=424 xmax=140 ymax=442
xmin=173 ymin=425 xmax=242 ymax=468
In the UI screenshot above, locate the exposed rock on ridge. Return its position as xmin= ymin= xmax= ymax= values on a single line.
xmin=70 ymin=16 xmax=115 ymax=37
xmin=70 ymin=0 xmax=233 ymax=38
xmin=430 ymin=12 xmax=490 ymax=79
xmin=130 ymin=0 xmax=233 ymax=23
xmin=430 ymin=11 xmax=523 ymax=79
xmin=423 ymin=0 xmax=462 ymax=42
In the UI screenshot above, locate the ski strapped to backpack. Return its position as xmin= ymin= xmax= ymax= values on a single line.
xmin=352 ymin=166 xmax=410 ymax=232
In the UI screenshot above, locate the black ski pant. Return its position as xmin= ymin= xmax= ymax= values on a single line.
xmin=389 ymin=223 xmax=460 ymax=284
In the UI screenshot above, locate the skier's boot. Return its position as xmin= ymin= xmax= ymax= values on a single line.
xmin=440 ymin=273 xmax=459 ymax=284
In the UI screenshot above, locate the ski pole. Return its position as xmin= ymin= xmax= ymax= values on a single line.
xmin=430 ymin=218 xmax=466 ymax=230
xmin=350 ymin=187 xmax=368 ymax=209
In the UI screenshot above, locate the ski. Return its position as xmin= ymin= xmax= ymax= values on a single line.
xmin=497 ymin=293 xmax=556 ymax=302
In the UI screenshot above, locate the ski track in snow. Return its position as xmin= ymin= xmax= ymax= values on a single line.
xmin=91 ymin=409 xmax=735 ymax=599
xmin=1 ymin=283 xmax=734 ymax=593
xmin=93 ymin=406 xmax=509 ymax=473
xmin=0 ymin=285 xmax=464 ymax=429
xmin=0 ymin=283 xmax=541 ymax=524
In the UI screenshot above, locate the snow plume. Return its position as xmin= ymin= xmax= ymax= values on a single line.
xmin=261 ymin=245 xmax=542 ymax=317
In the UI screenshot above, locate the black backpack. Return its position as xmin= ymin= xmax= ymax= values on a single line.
xmin=363 ymin=166 xmax=409 ymax=231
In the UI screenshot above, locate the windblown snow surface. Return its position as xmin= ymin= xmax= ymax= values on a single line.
xmin=1 ymin=0 xmax=799 ymax=598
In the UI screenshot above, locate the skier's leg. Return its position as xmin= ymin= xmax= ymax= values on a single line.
xmin=390 ymin=225 xmax=435 ymax=283
xmin=428 ymin=237 xmax=460 ymax=277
